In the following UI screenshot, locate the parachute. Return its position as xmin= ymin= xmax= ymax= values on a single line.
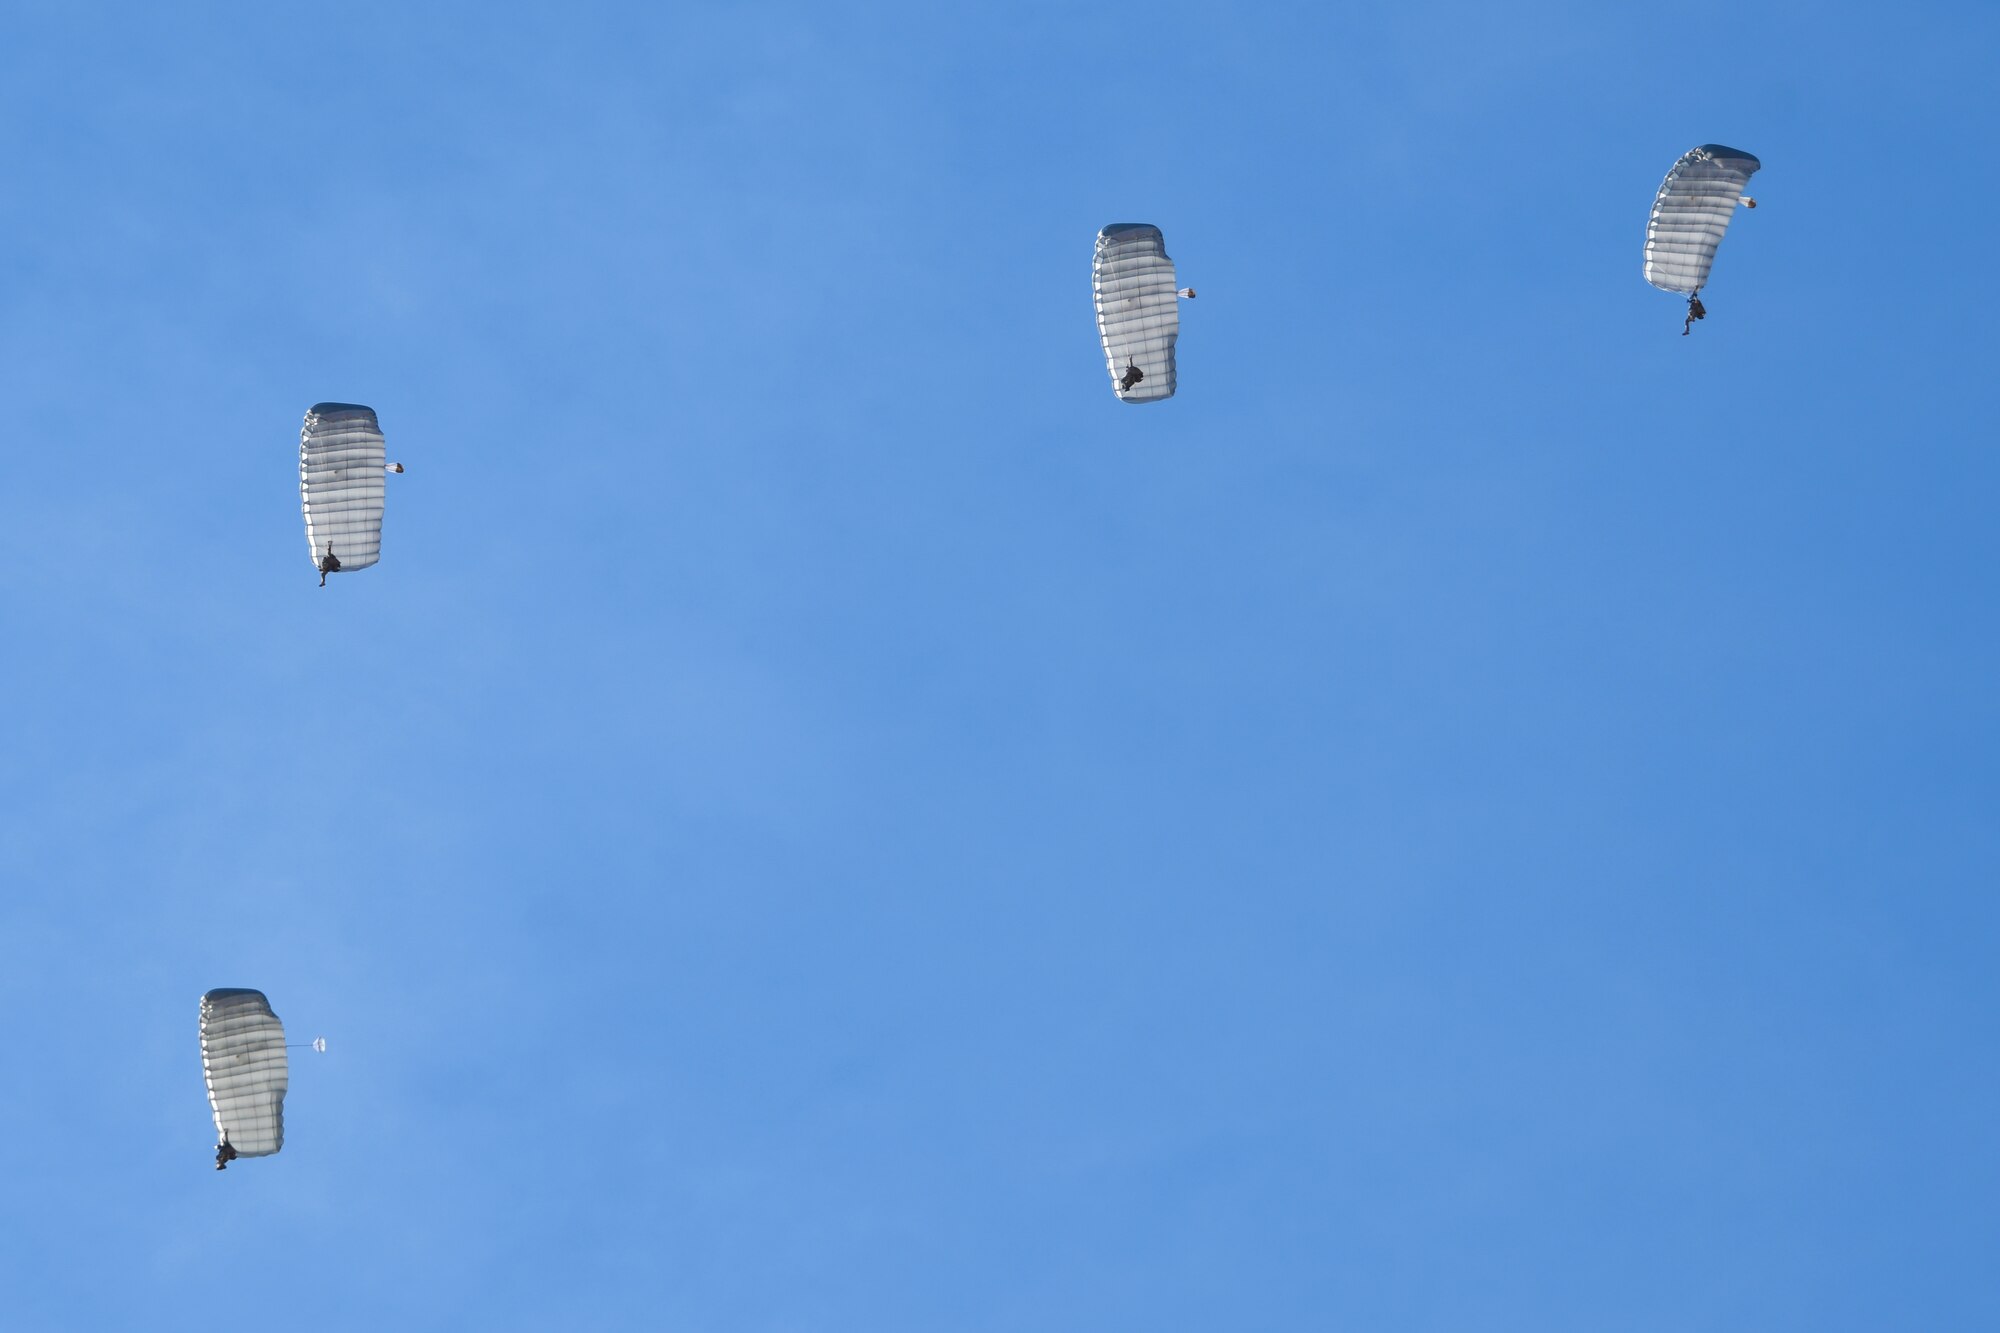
xmin=199 ymin=988 xmax=289 ymax=1166
xmin=300 ymin=403 xmax=394 ymax=583
xmin=1645 ymin=145 xmax=1760 ymax=331
xmin=1093 ymin=224 xmax=1187 ymax=403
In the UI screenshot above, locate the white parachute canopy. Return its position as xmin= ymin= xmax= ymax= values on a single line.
xmin=1644 ymin=144 xmax=1761 ymax=296
xmin=1093 ymin=224 xmax=1184 ymax=404
xmin=199 ymin=988 xmax=289 ymax=1159
xmin=300 ymin=402 xmax=390 ymax=579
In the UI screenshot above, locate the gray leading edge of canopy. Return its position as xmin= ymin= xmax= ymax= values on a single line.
xmin=300 ymin=402 xmax=386 ymax=575
xmin=1093 ymin=224 xmax=1180 ymax=403
xmin=200 ymin=988 xmax=289 ymax=1158
xmin=1644 ymin=145 xmax=1761 ymax=295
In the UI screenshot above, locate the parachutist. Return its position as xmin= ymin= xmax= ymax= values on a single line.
xmin=215 ymin=1136 xmax=238 ymax=1171
xmin=1119 ymin=360 xmax=1145 ymax=392
xmin=1682 ymin=294 xmax=1707 ymax=336
xmin=317 ymin=542 xmax=342 ymax=587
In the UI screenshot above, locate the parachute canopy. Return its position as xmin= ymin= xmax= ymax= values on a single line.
xmin=300 ymin=403 xmax=387 ymax=577
xmin=199 ymin=988 xmax=289 ymax=1159
xmin=1644 ymin=145 xmax=1760 ymax=296
xmin=1093 ymin=224 xmax=1182 ymax=403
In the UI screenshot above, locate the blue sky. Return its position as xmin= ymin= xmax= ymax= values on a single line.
xmin=3 ymin=2 xmax=1997 ymax=1328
